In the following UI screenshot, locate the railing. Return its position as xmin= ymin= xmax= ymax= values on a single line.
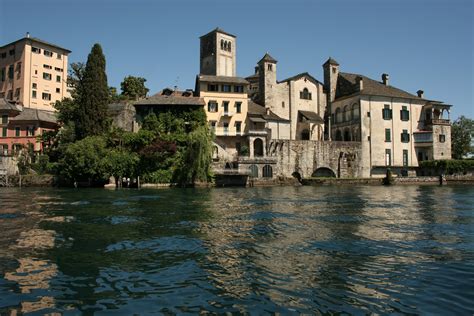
xmin=247 ymin=129 xmax=268 ymax=136
xmin=213 ymin=168 xmax=251 ymax=175
xmin=430 ymin=119 xmax=450 ymax=125
xmin=213 ymin=128 xmax=243 ymax=136
xmin=413 ymin=132 xmax=433 ymax=143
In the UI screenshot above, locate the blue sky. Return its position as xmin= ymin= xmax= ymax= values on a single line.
xmin=1 ymin=0 xmax=472 ymax=118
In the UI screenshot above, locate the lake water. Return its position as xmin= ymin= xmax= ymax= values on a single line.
xmin=0 ymin=185 xmax=473 ymax=315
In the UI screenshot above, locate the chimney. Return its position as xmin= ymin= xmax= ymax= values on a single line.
xmin=382 ymin=73 xmax=389 ymax=85
xmin=266 ymin=108 xmax=271 ymax=115
xmin=255 ymin=66 xmax=259 ymax=75
xmin=356 ymin=76 xmax=364 ymax=91
xmin=417 ymin=90 xmax=424 ymax=98
xmin=26 ymin=32 xmax=30 ymax=38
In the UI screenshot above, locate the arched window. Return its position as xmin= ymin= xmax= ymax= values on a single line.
xmin=335 ymin=129 xmax=343 ymax=141
xmin=223 ymin=41 xmax=228 ymax=51
xmin=254 ymin=138 xmax=264 ymax=157
xmin=352 ymin=103 xmax=359 ymax=120
xmin=212 ymin=145 xmax=218 ymax=159
xmin=344 ymin=105 xmax=349 ymax=122
xmin=249 ymin=165 xmax=258 ymax=178
xmin=221 ymin=39 xmax=224 ymax=50
xmin=300 ymin=88 xmax=312 ymax=100
xmin=263 ymin=165 xmax=273 ymax=178
xmin=301 ymin=129 xmax=310 ymax=140
xmin=343 ymin=129 xmax=351 ymax=141
xmin=335 ymin=108 xmax=342 ymax=123
xmin=228 ymin=42 xmax=231 ymax=52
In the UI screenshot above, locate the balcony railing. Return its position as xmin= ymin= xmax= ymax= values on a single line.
xmin=247 ymin=129 xmax=268 ymax=136
xmin=429 ymin=118 xmax=450 ymax=125
xmin=413 ymin=132 xmax=433 ymax=143
xmin=213 ymin=128 xmax=243 ymax=136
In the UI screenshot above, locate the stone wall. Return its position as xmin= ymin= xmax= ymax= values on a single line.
xmin=269 ymin=140 xmax=363 ymax=178
xmin=108 ymin=103 xmax=137 ymax=132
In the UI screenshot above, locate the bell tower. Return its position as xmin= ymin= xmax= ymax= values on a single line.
xmin=200 ymin=28 xmax=236 ymax=76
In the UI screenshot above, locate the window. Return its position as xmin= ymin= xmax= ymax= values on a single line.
xmin=400 ymin=106 xmax=410 ymax=121
xmin=16 ymin=62 xmax=21 ymax=78
xmin=34 ymin=70 xmax=38 ymax=75
xmin=385 ymin=128 xmax=391 ymax=142
xmin=249 ymin=165 xmax=258 ymax=178
xmin=439 ymin=134 xmax=446 ymax=143
xmin=0 ymin=52 xmax=6 ymax=58
xmin=385 ymin=149 xmax=391 ymax=166
xmin=1 ymin=115 xmax=8 ymax=124
xmin=401 ymin=129 xmax=410 ymax=143
xmin=42 ymin=93 xmax=51 ymax=101
xmin=382 ymin=104 xmax=392 ymax=120
xmin=56 ymin=88 xmax=60 ymax=93
xmin=0 ymin=67 xmax=5 ymax=81
xmin=208 ymin=84 xmax=218 ymax=92
xmin=1 ymin=127 xmax=7 ymax=137
xmin=263 ymin=165 xmax=273 ymax=178
xmin=352 ymin=103 xmax=360 ymax=120
xmin=282 ymin=101 xmax=285 ymax=108
xmin=1 ymin=144 xmax=7 ymax=156
xmin=56 ymin=75 xmax=61 ymax=82
xmin=32 ymin=90 xmax=37 ymax=99
xmin=300 ymin=88 xmax=312 ymax=100
xmin=43 ymin=64 xmax=52 ymax=69
xmin=222 ymin=85 xmax=231 ymax=92
xmin=8 ymin=65 xmax=14 ymax=79
xmin=32 ymin=47 xmax=41 ymax=54
xmin=44 ymin=50 xmax=53 ymax=57
xmin=27 ymin=126 xmax=35 ymax=136
xmin=335 ymin=108 xmax=342 ymax=123
xmin=14 ymin=88 xmax=20 ymax=99
xmin=210 ymin=121 xmax=216 ymax=130
xmin=235 ymin=102 xmax=242 ymax=113
xmin=54 ymin=67 xmax=62 ymax=72
xmin=223 ymin=122 xmax=229 ymax=133
xmin=403 ymin=150 xmax=408 ymax=167
xmin=235 ymin=121 xmax=241 ymax=133
xmin=9 ymin=49 xmax=15 ymax=56
xmin=43 ymin=72 xmax=52 ymax=80
xmin=207 ymin=101 xmax=218 ymax=112
xmin=32 ymin=83 xmax=37 ymax=89
xmin=234 ymin=85 xmax=244 ymax=93
xmin=267 ymin=64 xmax=273 ymax=71
xmin=57 ymin=53 xmax=62 ymax=59
xmin=15 ymin=127 xmax=21 ymax=137
xmin=7 ymin=90 xmax=12 ymax=100
xmin=223 ymin=101 xmax=229 ymax=113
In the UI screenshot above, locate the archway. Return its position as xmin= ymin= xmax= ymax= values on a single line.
xmin=343 ymin=129 xmax=351 ymax=141
xmin=249 ymin=164 xmax=258 ymax=178
xmin=254 ymin=138 xmax=264 ymax=157
xmin=335 ymin=130 xmax=343 ymax=141
xmin=311 ymin=167 xmax=336 ymax=178
xmin=263 ymin=165 xmax=273 ymax=178
xmin=301 ymin=129 xmax=310 ymax=140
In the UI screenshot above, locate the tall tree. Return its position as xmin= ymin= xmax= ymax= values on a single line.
xmin=451 ymin=116 xmax=474 ymax=159
xmin=76 ymin=44 xmax=110 ymax=139
xmin=120 ymin=76 xmax=149 ymax=100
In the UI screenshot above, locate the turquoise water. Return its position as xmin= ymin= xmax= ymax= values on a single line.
xmin=0 ymin=185 xmax=473 ymax=315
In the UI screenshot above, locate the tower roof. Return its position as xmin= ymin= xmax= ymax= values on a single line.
xmin=323 ymin=57 xmax=339 ymax=66
xmin=258 ymin=53 xmax=278 ymax=64
xmin=200 ymin=27 xmax=236 ymax=38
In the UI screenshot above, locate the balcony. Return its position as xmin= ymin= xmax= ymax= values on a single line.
xmin=429 ymin=118 xmax=450 ymax=126
xmin=413 ymin=132 xmax=433 ymax=144
xmin=213 ymin=127 xmax=243 ymax=137
xmin=247 ymin=129 xmax=268 ymax=136
xmin=220 ymin=111 xmax=234 ymax=117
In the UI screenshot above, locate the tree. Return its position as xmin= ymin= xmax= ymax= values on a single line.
xmin=120 ymin=76 xmax=149 ymax=100
xmin=451 ymin=116 xmax=473 ymax=159
xmin=75 ymin=44 xmax=110 ymax=140
xmin=103 ymin=149 xmax=139 ymax=187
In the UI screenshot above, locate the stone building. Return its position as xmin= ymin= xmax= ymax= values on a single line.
xmin=246 ymin=53 xmax=326 ymax=141
xmin=323 ymin=58 xmax=452 ymax=177
xmin=0 ymin=33 xmax=71 ymax=111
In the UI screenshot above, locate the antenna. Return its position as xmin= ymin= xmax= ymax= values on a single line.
xmin=174 ymin=76 xmax=180 ymax=91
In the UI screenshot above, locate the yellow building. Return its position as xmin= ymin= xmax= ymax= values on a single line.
xmin=0 ymin=33 xmax=71 ymax=110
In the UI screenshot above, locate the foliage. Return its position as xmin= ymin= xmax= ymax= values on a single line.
xmin=142 ymin=169 xmax=173 ymax=184
xmin=240 ymin=145 xmax=249 ymax=156
xmin=103 ymin=149 xmax=139 ymax=181
xmin=120 ymin=76 xmax=149 ymax=100
xmin=30 ymin=155 xmax=54 ymax=175
xmin=67 ymin=62 xmax=85 ymax=99
xmin=75 ymin=44 xmax=111 ymax=139
xmin=58 ymin=136 xmax=109 ymax=183
xmin=17 ymin=148 xmax=31 ymax=176
xmin=419 ymin=159 xmax=474 ymax=175
xmin=451 ymin=116 xmax=473 ymax=159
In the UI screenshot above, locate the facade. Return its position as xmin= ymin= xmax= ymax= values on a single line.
xmin=0 ymin=98 xmax=58 ymax=156
xmin=0 ymin=34 xmax=71 ymax=111
xmin=246 ymin=54 xmax=326 ymax=141
xmin=324 ymin=58 xmax=452 ymax=177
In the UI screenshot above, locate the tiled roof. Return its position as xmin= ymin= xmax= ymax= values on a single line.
xmin=247 ymin=100 xmax=289 ymax=122
xmin=323 ymin=57 xmax=339 ymax=66
xmin=198 ymin=75 xmax=249 ymax=84
xmin=336 ymin=72 xmax=430 ymax=101
xmin=278 ymin=72 xmax=323 ymax=86
xmin=299 ymin=110 xmax=324 ymax=124
xmin=134 ymin=89 xmax=204 ymax=106
xmin=258 ymin=53 xmax=278 ymax=64
xmin=1 ymin=36 xmax=71 ymax=53
xmin=0 ymin=98 xmax=22 ymax=112
xmin=10 ymin=108 xmax=57 ymax=124
xmin=200 ymin=27 xmax=236 ymax=38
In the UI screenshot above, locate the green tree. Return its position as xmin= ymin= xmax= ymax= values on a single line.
xmin=451 ymin=116 xmax=473 ymax=159
xmin=76 ymin=44 xmax=110 ymax=140
xmin=120 ymin=76 xmax=149 ymax=100
xmin=103 ymin=149 xmax=139 ymax=187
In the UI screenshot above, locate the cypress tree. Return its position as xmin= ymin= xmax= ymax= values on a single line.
xmin=76 ymin=44 xmax=110 ymax=139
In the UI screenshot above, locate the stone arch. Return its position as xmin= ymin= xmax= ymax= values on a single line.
xmin=352 ymin=103 xmax=359 ymax=120
xmin=343 ymin=105 xmax=350 ymax=121
xmin=335 ymin=129 xmax=343 ymax=141
xmin=220 ymin=39 xmax=224 ymax=50
xmin=254 ymin=138 xmax=264 ymax=157
xmin=312 ymin=167 xmax=336 ymax=178
xmin=301 ymin=129 xmax=310 ymax=140
xmin=249 ymin=164 xmax=258 ymax=178
xmin=263 ymin=165 xmax=273 ymax=178
xmin=292 ymin=171 xmax=302 ymax=182
xmin=335 ymin=107 xmax=342 ymax=123
xmin=212 ymin=145 xmax=219 ymax=159
xmin=343 ymin=128 xmax=351 ymax=141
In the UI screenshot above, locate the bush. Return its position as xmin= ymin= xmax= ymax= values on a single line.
xmin=142 ymin=169 xmax=173 ymax=184
xmin=419 ymin=159 xmax=474 ymax=175
xmin=31 ymin=155 xmax=54 ymax=175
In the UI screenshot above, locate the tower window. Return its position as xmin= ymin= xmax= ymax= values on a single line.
xmin=300 ymin=88 xmax=312 ymax=100
xmin=267 ymin=64 xmax=273 ymax=71
xmin=222 ymin=84 xmax=231 ymax=92
xmin=401 ymin=130 xmax=410 ymax=143
xmin=439 ymin=134 xmax=446 ymax=143
xmin=382 ymin=104 xmax=392 ymax=120
xmin=208 ymin=84 xmax=218 ymax=92
xmin=208 ymin=101 xmax=218 ymax=112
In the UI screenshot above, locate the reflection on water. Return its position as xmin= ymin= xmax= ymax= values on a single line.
xmin=0 ymin=185 xmax=473 ymax=314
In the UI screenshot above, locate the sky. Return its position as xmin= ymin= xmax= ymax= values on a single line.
xmin=0 ymin=0 xmax=472 ymax=118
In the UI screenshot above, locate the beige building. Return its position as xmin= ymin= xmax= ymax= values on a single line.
xmin=324 ymin=58 xmax=452 ymax=177
xmin=0 ymin=33 xmax=71 ymax=111
xmin=246 ymin=53 xmax=326 ymax=141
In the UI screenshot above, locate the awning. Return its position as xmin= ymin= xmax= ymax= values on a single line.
xmin=249 ymin=116 xmax=267 ymax=123
xmin=299 ymin=110 xmax=324 ymax=124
